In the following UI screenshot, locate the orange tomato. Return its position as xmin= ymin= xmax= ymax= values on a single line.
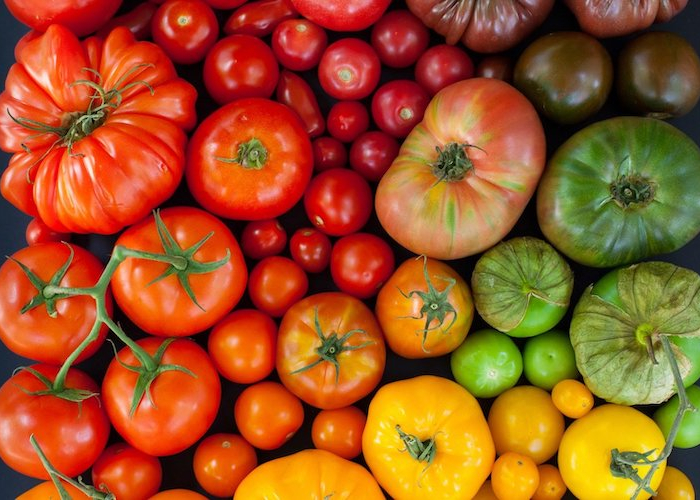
xmin=532 ymin=463 xmax=567 ymax=500
xmin=655 ymin=465 xmax=695 ymax=500
xmin=551 ymin=379 xmax=594 ymax=419
xmin=491 ymin=451 xmax=540 ymax=500
xmin=193 ymin=433 xmax=257 ymax=497
xmin=311 ymin=405 xmax=367 ymax=459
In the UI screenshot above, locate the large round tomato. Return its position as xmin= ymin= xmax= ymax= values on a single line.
xmin=564 ymin=0 xmax=657 ymax=38
xmin=186 ymin=98 xmax=313 ymax=221
xmin=4 ymin=0 xmax=122 ymax=36
xmin=111 ymin=206 xmax=247 ymax=337
xmin=289 ymin=0 xmax=392 ymax=31
xmin=0 ymin=25 xmax=197 ymax=234
xmin=375 ymin=78 xmax=546 ymax=260
xmin=276 ymin=292 xmax=386 ymax=409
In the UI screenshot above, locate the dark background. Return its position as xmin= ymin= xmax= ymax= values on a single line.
xmin=0 ymin=0 xmax=699 ymax=497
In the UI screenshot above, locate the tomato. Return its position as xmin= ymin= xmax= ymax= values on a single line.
xmin=193 ymin=433 xmax=257 ymax=498
xmin=187 ymin=98 xmax=313 ymax=220
xmin=91 ymin=442 xmax=163 ymax=500
xmin=375 ymin=78 xmax=546 ymax=260
xmin=558 ymin=404 xmax=667 ymax=500
xmin=25 ymin=218 xmax=71 ymax=245
xmin=376 ymin=256 xmax=474 ymax=359
xmin=223 ymin=0 xmax=298 ymax=37
xmin=522 ymin=329 xmax=579 ymax=390
xmin=551 ymin=379 xmax=594 ymax=419
xmin=330 ymin=232 xmax=395 ymax=299
xmin=96 ymin=1 xmax=159 ymax=40
xmin=370 ymin=9 xmax=430 ymax=68
xmin=289 ymin=227 xmax=332 ymax=273
xmin=271 ymin=18 xmax=328 ymax=71
xmin=450 ymin=329 xmax=522 ymax=398
xmin=240 ymin=218 xmax=288 ymax=260
xmin=564 ymin=0 xmax=657 ymax=38
xmin=276 ymin=70 xmax=325 ymax=138
xmin=17 ymin=481 xmax=91 ymax=500
xmin=533 ymin=464 xmax=567 ymax=500
xmin=207 ymin=309 xmax=277 ymax=384
xmin=289 ymin=0 xmax=392 ymax=31
xmin=0 ymin=242 xmax=111 ymax=364
xmin=349 ymin=130 xmax=400 ymax=182
xmin=490 ymin=452 xmax=540 ymax=500
xmin=0 ymin=364 xmax=110 ymax=479
xmin=102 ymin=337 xmax=221 ymax=456
xmin=203 ymin=0 xmax=247 ymax=8
xmin=0 ymin=25 xmax=197 ymax=234
xmin=111 ymin=207 xmax=247 ymax=337
xmin=312 ymin=136 xmax=347 ymax=172
xmin=473 ymin=480 xmax=498 ymax=500
xmin=248 ymin=256 xmax=309 ymax=317
xmin=476 ymin=54 xmax=513 ymax=81
xmin=277 ymin=292 xmax=386 ymax=409
xmin=371 ymin=79 xmax=430 ymax=139
xmin=414 ymin=44 xmax=475 ymax=96
xmin=233 ymin=381 xmax=305 ymax=450
xmin=148 ymin=490 xmax=207 ymax=499
xmin=202 ymin=34 xmax=279 ymax=104
xmin=303 ymin=168 xmax=373 ymax=236
xmin=326 ymin=100 xmax=370 ymax=143
xmin=653 ymin=384 xmax=700 ymax=449
xmin=311 ymin=406 xmax=367 ymax=459
xmin=537 ymin=117 xmax=700 ymax=268
xmin=4 ymin=0 xmax=122 ymax=36
xmin=318 ymin=38 xmax=381 ymax=100
xmin=514 ymin=31 xmax=613 ymax=124
xmin=362 ymin=375 xmax=495 ymax=499
xmin=488 ymin=385 xmax=565 ymax=464
xmin=654 ymin=465 xmax=696 ymax=500
xmin=151 ymin=0 xmax=218 ymax=65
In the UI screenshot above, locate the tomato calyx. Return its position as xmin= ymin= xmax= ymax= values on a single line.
xmin=610 ymin=173 xmax=655 ymax=209
xmin=13 ymin=365 xmax=99 ymax=404
xmin=395 ymin=424 xmax=437 ymax=477
xmin=430 ymin=142 xmax=482 ymax=183
xmin=216 ymin=137 xmax=269 ymax=170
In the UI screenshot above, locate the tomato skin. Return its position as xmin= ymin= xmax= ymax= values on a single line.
xmin=653 ymin=384 xmax=700 ymax=449
xmin=0 ymin=242 xmax=111 ymax=364
xmin=371 ymin=79 xmax=430 ymax=138
xmin=240 ymin=218 xmax=288 ymax=260
xmin=370 ymin=9 xmax=430 ymax=68
xmin=564 ymin=0 xmax=656 ymax=38
xmin=193 ymin=433 xmax=257 ymax=498
xmin=414 ymin=44 xmax=475 ymax=96
xmin=327 ymin=100 xmax=370 ymax=143
xmin=490 ymin=452 xmax=540 ymax=500
xmin=111 ymin=206 xmax=247 ymax=337
xmin=312 ymin=136 xmax=347 ymax=172
xmin=224 ymin=0 xmax=298 ymax=37
xmin=349 ymin=130 xmax=400 ymax=182
xmin=248 ymin=256 xmax=309 ymax=317
xmin=289 ymin=227 xmax=332 ymax=273
xmin=25 ymin=218 xmax=71 ymax=245
xmin=330 ymin=232 xmax=395 ymax=299
xmin=276 ymin=69 xmax=325 ymax=138
xmin=0 ymin=365 xmax=110 ymax=479
xmin=271 ymin=18 xmax=328 ymax=71
xmin=4 ymin=0 xmax=122 ymax=36
xmin=654 ymin=465 xmax=695 ymax=500
xmin=17 ymin=481 xmax=91 ymax=500
xmin=151 ymin=0 xmax=219 ymax=65
xmin=91 ymin=442 xmax=163 ymax=500
xmin=187 ymin=98 xmax=313 ymax=221
xmin=289 ymin=0 xmax=392 ymax=31
xmin=277 ymin=292 xmax=386 ymax=409
xmin=311 ymin=406 xmax=367 ymax=459
xmin=318 ymin=38 xmax=381 ymax=100
xmin=522 ymin=329 xmax=579 ymax=390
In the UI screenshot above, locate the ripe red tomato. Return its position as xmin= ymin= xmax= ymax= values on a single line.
xmin=330 ymin=232 xmax=396 ymax=299
xmin=371 ymin=79 xmax=430 ymax=138
xmin=312 ymin=136 xmax=347 ymax=172
xmin=96 ymin=1 xmax=159 ymax=40
xmin=25 ymin=218 xmax=71 ymax=245
xmin=248 ymin=256 xmax=309 ymax=317
xmin=193 ymin=433 xmax=257 ymax=498
xmin=203 ymin=0 xmax=247 ymax=8
xmin=203 ymin=34 xmax=279 ymax=104
xmin=272 ymin=18 xmax=328 ymax=71
xmin=223 ymin=0 xmax=298 ymax=37
xmin=311 ymin=406 xmax=367 ymax=460
xmin=327 ymin=101 xmax=371 ymax=143
xmin=289 ymin=227 xmax=333 ymax=273
xmin=414 ymin=44 xmax=475 ymax=96
xmin=303 ymin=168 xmax=373 ymax=236
xmin=240 ymin=218 xmax=288 ymax=259
xmin=318 ymin=38 xmax=381 ymax=100
xmin=370 ymin=9 xmax=430 ymax=68
xmin=289 ymin=0 xmax=392 ymax=31
xmin=151 ymin=0 xmax=219 ymax=65
xmin=349 ymin=130 xmax=400 ymax=182
xmin=91 ymin=442 xmax=163 ymax=500
xmin=4 ymin=0 xmax=122 ymax=36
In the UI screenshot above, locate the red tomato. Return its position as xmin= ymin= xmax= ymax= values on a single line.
xmin=371 ymin=80 xmax=430 ymax=138
xmin=318 ymin=38 xmax=381 ymax=100
xmin=370 ymin=9 xmax=430 ymax=68
xmin=187 ymin=98 xmax=313 ymax=220
xmin=234 ymin=381 xmax=305 ymax=450
xmin=241 ymin=218 xmax=288 ymax=259
xmin=223 ymin=0 xmax=298 ymax=37
xmin=92 ymin=442 xmax=163 ymax=500
xmin=312 ymin=136 xmax=347 ymax=172
xmin=0 ymin=242 xmax=111 ymax=364
xmin=348 ymin=130 xmax=400 ymax=182
xmin=193 ymin=434 xmax=257 ymax=498
xmin=414 ymin=44 xmax=475 ymax=96
xmin=272 ymin=18 xmax=328 ymax=71
xmin=327 ymin=101 xmax=371 ymax=143
xmin=151 ymin=0 xmax=219 ymax=65
xmin=96 ymin=1 xmax=159 ymax=40
xmin=203 ymin=0 xmax=247 ymax=8
xmin=208 ymin=309 xmax=278 ymax=384
xmin=102 ymin=337 xmax=221 ymax=457
xmin=277 ymin=292 xmax=386 ymax=409
xmin=111 ymin=207 xmax=247 ymax=337
xmin=304 ymin=168 xmax=373 ymax=236
xmin=4 ymin=0 xmax=122 ymax=36
xmin=311 ymin=406 xmax=367 ymax=459
xmin=25 ymin=218 xmax=71 ymax=245
xmin=330 ymin=232 xmax=396 ymax=299
xmin=203 ymin=34 xmax=279 ymax=104
xmin=0 ymin=365 xmax=110 ymax=479
xmin=289 ymin=227 xmax=333 ymax=273
xmin=248 ymin=256 xmax=309 ymax=317
xmin=476 ymin=55 xmax=514 ymax=82
xmin=289 ymin=0 xmax=391 ymax=31
xmin=276 ymin=70 xmax=326 ymax=137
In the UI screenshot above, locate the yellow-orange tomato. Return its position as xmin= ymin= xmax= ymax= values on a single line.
xmin=473 ymin=479 xmax=499 ymax=499
xmin=17 ymin=481 xmax=91 ymax=499
xmin=654 ymin=465 xmax=695 ymax=500
xmin=487 ymin=385 xmax=565 ymax=464
xmin=192 ymin=433 xmax=257 ymax=498
xmin=311 ymin=406 xmax=367 ymax=459
xmin=532 ymin=463 xmax=567 ymax=500
xmin=491 ymin=451 xmax=540 ymax=500
xmin=551 ymin=379 xmax=594 ymax=419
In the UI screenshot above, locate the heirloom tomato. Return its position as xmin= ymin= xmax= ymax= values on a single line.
xmin=564 ymin=0 xmax=657 ymax=38
xmin=186 ymin=98 xmax=313 ymax=220
xmin=91 ymin=442 xmax=163 ymax=500
xmin=0 ymin=25 xmax=196 ymax=234
xmin=375 ymin=78 xmax=546 ymax=260
xmin=362 ymin=375 xmax=495 ymax=500
xmin=277 ymin=292 xmax=386 ymax=409
xmin=4 ymin=0 xmax=122 ymax=36
xmin=289 ymin=0 xmax=391 ymax=31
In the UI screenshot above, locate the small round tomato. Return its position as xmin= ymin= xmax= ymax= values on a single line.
xmin=271 ymin=18 xmax=328 ymax=71
xmin=248 ymin=256 xmax=309 ymax=317
xmin=234 ymin=381 xmax=305 ymax=450
xmin=414 ymin=44 xmax=475 ymax=95
xmin=312 ymin=136 xmax=348 ymax=172
xmin=327 ymin=101 xmax=370 ymax=143
xmin=207 ymin=309 xmax=277 ymax=384
xmin=148 ymin=490 xmax=207 ymax=500
xmin=289 ymin=227 xmax=333 ymax=273
xmin=654 ymin=466 xmax=695 ymax=500
xmin=25 ymin=218 xmax=71 ymax=245
xmin=491 ymin=452 xmax=540 ymax=500
xmin=240 ymin=218 xmax=288 ymax=259
xmin=318 ymin=38 xmax=381 ymax=100
xmin=193 ymin=433 xmax=257 ymax=498
xmin=551 ymin=379 xmax=594 ymax=419
xmin=203 ymin=34 xmax=279 ymax=104
xmin=653 ymin=384 xmax=700 ymax=449
xmin=476 ymin=55 xmax=514 ymax=81
xmin=91 ymin=442 xmax=163 ymax=500
xmin=370 ymin=9 xmax=430 ymax=68
xmin=522 ymin=329 xmax=579 ymax=390
xmin=371 ymin=79 xmax=430 ymax=138
xmin=151 ymin=0 xmax=219 ymax=65
xmin=311 ymin=406 xmax=367 ymax=460
xmin=473 ymin=480 xmax=498 ymax=500
xmin=304 ymin=168 xmax=373 ymax=236
xmin=348 ymin=130 xmax=400 ymax=182
xmin=533 ymin=464 xmax=567 ymax=500
xmin=330 ymin=232 xmax=395 ymax=299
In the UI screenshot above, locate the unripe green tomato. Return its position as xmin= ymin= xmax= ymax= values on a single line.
xmin=653 ymin=384 xmax=700 ymax=449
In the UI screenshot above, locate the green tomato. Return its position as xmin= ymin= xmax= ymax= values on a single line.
xmin=653 ymin=384 xmax=700 ymax=449
xmin=450 ymin=329 xmax=523 ymax=399
xmin=523 ymin=329 xmax=579 ymax=390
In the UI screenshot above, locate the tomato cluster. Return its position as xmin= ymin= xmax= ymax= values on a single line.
xmin=0 ymin=0 xmax=699 ymax=498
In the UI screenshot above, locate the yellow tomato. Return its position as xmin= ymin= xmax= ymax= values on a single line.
xmin=655 ymin=465 xmax=695 ymax=500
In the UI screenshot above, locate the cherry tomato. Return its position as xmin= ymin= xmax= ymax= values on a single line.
xmin=330 ymin=232 xmax=395 ymax=299
xmin=234 ymin=381 xmax=305 ymax=450
xmin=248 ymin=256 xmax=309 ymax=317
xmin=91 ymin=442 xmax=163 ymax=500
xmin=289 ymin=227 xmax=333 ymax=273
xmin=207 ymin=309 xmax=278 ymax=384
xmin=551 ymin=379 xmax=594 ymax=419
xmin=276 ymin=70 xmax=325 ymax=138
xmin=303 ymin=168 xmax=373 ymax=236
xmin=240 ymin=218 xmax=288 ymax=259
xmin=318 ymin=38 xmax=381 ymax=100
xmin=476 ymin=54 xmax=514 ymax=81
xmin=371 ymin=79 xmax=430 ymax=138
xmin=491 ymin=452 xmax=540 ymax=500
xmin=522 ymin=329 xmax=579 ymax=390
xmin=272 ymin=18 xmax=328 ymax=71
xmin=223 ymin=0 xmax=298 ymax=37
xmin=370 ymin=9 xmax=430 ymax=68
xmin=311 ymin=406 xmax=367 ymax=460
xmin=151 ymin=0 xmax=219 ymax=65
xmin=533 ymin=464 xmax=567 ymax=500
xmin=312 ymin=136 xmax=347 ymax=172
xmin=327 ymin=100 xmax=370 ymax=143
xmin=653 ymin=384 xmax=700 ymax=449
xmin=414 ymin=44 xmax=475 ymax=96
xmin=193 ymin=433 xmax=257 ymax=498
xmin=655 ymin=465 xmax=695 ymax=500
xmin=348 ymin=130 xmax=400 ymax=182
